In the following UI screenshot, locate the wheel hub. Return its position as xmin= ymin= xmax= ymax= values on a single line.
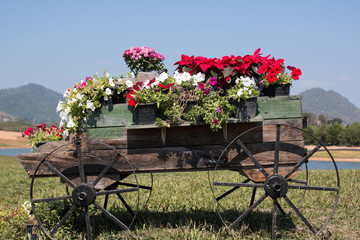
xmin=264 ymin=175 xmax=288 ymax=198
xmin=72 ymin=183 xmax=96 ymax=206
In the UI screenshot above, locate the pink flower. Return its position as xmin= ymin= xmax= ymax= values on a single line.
xmin=214 ymin=119 xmax=219 ymax=125
xmin=198 ymin=82 xmax=205 ymax=90
xmin=209 ymin=77 xmax=217 ymax=86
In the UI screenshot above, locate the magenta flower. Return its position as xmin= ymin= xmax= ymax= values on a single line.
xmin=198 ymin=82 xmax=205 ymax=90
xmin=214 ymin=119 xmax=219 ymax=125
xmin=209 ymin=77 xmax=217 ymax=86
xmin=216 ymin=107 xmax=222 ymax=114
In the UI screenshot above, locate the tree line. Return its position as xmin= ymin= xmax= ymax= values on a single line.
xmin=304 ymin=121 xmax=360 ymax=146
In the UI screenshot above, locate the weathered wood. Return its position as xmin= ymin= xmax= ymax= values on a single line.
xmin=257 ymin=95 xmax=302 ymax=119
xmin=17 ymin=96 xmax=306 ymax=185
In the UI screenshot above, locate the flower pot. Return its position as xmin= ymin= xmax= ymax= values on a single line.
xmin=262 ymin=84 xmax=290 ymax=96
xmin=134 ymin=102 xmax=157 ymax=125
xmin=135 ymin=72 xmax=158 ymax=82
xmin=234 ymin=97 xmax=258 ymax=121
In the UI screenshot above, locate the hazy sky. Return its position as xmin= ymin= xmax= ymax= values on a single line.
xmin=1 ymin=1 xmax=360 ymax=107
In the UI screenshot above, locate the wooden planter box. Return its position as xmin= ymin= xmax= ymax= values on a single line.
xmin=18 ymin=96 xmax=304 ymax=183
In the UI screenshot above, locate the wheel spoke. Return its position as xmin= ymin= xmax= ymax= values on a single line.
xmin=93 ymin=202 xmax=129 ymax=230
xmin=32 ymin=195 xmax=72 ymax=204
xmin=275 ymin=199 xmax=287 ymax=219
xmin=283 ymin=195 xmax=317 ymax=234
xmin=229 ymin=193 xmax=268 ymax=229
xmin=85 ymin=206 xmax=92 ymax=240
xmin=118 ymin=182 xmax=152 ymax=190
xmin=75 ymin=142 xmax=86 ymax=183
xmin=97 ymin=188 xmax=138 ymax=197
xmin=92 ymin=154 xmax=121 ymax=188
xmin=214 ymin=181 xmax=264 ymax=188
xmin=50 ymin=204 xmax=77 ymax=236
xmin=249 ymin=187 xmax=257 ymax=207
xmin=43 ymin=160 xmax=75 ymax=188
xmin=288 ymin=179 xmax=307 ymax=185
xmin=272 ymin=199 xmax=278 ymax=240
xmin=117 ymin=193 xmax=135 ymax=217
xmin=285 ymin=144 xmax=322 ymax=180
xmin=274 ymin=125 xmax=281 ymax=175
xmin=216 ymin=179 xmax=251 ymax=202
xmin=288 ymin=185 xmax=339 ymax=192
xmin=236 ymin=139 xmax=269 ymax=178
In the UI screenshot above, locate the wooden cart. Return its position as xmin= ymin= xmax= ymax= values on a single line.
xmin=18 ymin=95 xmax=340 ymax=240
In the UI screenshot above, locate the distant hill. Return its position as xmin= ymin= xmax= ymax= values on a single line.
xmin=0 ymin=83 xmax=62 ymax=124
xmin=300 ymin=88 xmax=360 ymax=125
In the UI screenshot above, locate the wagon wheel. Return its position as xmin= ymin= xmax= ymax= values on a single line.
xmin=211 ymin=124 xmax=340 ymax=239
xmin=30 ymin=140 xmax=140 ymax=240
xmin=66 ymin=173 xmax=153 ymax=212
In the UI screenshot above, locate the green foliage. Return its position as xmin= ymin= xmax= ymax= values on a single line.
xmin=340 ymin=122 xmax=360 ymax=146
xmin=195 ymin=89 xmax=235 ymax=131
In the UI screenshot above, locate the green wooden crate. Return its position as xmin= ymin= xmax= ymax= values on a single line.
xmin=257 ymin=95 xmax=302 ymax=119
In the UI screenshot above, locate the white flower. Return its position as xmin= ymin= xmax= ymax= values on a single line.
xmin=86 ymin=100 xmax=95 ymax=111
xmin=155 ymin=72 xmax=168 ymax=83
xmin=105 ymin=72 xmax=110 ymax=77
xmin=64 ymin=107 xmax=71 ymax=115
xmin=76 ymin=94 xmax=84 ymax=100
xmin=249 ymin=90 xmax=252 ymax=95
xmin=67 ymin=118 xmax=75 ymax=128
xmin=192 ymin=73 xmax=205 ymax=83
xmin=108 ymin=77 xmax=115 ymax=87
xmin=104 ymin=96 xmax=109 ymax=101
xmin=56 ymin=100 xmax=63 ymax=112
xmin=63 ymin=129 xmax=70 ymax=138
xmin=129 ymin=72 xmax=135 ymax=78
xmin=144 ymin=80 xmax=150 ymax=89
xmin=73 ymin=88 xmax=78 ymax=93
xmin=125 ymin=80 xmax=134 ymax=88
xmin=235 ymin=78 xmax=240 ymax=85
xmin=237 ymin=89 xmax=244 ymax=97
xmin=105 ymin=88 xmax=112 ymax=95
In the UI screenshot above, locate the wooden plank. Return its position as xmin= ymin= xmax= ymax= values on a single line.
xmin=86 ymin=103 xmax=134 ymax=128
xmin=257 ymin=95 xmax=302 ymax=119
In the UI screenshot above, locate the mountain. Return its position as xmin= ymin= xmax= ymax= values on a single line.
xmin=0 ymin=83 xmax=62 ymax=124
xmin=300 ymin=88 xmax=360 ymax=125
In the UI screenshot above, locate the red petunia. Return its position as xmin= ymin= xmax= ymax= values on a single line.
xmin=213 ymin=119 xmax=219 ymax=125
xmin=258 ymin=64 xmax=268 ymax=74
xmin=291 ymin=68 xmax=302 ymax=80
xmin=128 ymin=98 xmax=137 ymax=106
xmin=266 ymin=73 xmax=277 ymax=83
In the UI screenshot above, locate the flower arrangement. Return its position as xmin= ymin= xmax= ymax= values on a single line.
xmin=174 ymin=49 xmax=302 ymax=90
xmin=123 ymin=46 xmax=165 ymax=75
xmin=22 ymin=124 xmax=63 ymax=149
xmin=227 ymin=76 xmax=260 ymax=102
xmin=58 ymin=71 xmax=127 ymax=135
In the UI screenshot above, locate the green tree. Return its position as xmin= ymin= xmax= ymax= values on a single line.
xmin=318 ymin=114 xmax=328 ymax=125
xmin=326 ymin=122 xmax=343 ymax=145
xmin=340 ymin=122 xmax=360 ymax=146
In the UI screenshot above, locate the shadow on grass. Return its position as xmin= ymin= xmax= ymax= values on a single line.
xmin=34 ymin=203 xmax=297 ymax=239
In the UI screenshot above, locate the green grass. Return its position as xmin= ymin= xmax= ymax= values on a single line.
xmin=1 ymin=155 xmax=359 ymax=239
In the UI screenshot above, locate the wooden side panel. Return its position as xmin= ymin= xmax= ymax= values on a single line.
xmin=87 ymin=103 xmax=134 ymax=128
xmin=257 ymin=96 xmax=302 ymax=119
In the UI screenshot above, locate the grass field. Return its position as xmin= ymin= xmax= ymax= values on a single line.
xmin=0 ymin=155 xmax=359 ymax=239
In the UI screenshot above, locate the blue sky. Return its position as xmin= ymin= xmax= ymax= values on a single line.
xmin=1 ymin=1 xmax=360 ymax=107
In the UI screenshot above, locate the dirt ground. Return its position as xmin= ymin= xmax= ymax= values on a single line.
xmin=0 ymin=130 xmax=30 ymax=148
